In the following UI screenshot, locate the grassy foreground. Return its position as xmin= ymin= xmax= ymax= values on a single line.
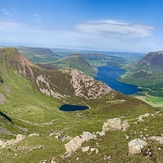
xmin=0 ymin=48 xmax=162 ymax=162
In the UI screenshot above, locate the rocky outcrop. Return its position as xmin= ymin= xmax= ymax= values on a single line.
xmin=122 ymin=120 xmax=130 ymax=131
xmin=138 ymin=113 xmax=150 ymax=123
xmin=128 ymin=138 xmax=148 ymax=155
xmin=102 ymin=118 xmax=130 ymax=133
xmin=1 ymin=134 xmax=25 ymax=148
xmin=64 ymin=131 xmax=96 ymax=154
xmin=62 ymin=69 xmax=114 ymax=100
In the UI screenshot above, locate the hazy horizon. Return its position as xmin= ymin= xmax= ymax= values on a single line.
xmin=1 ymin=0 xmax=163 ymax=53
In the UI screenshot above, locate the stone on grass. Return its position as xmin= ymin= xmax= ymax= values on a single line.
xmin=128 ymin=138 xmax=148 ymax=155
xmin=16 ymin=134 xmax=25 ymax=142
xmin=96 ymin=131 xmax=105 ymax=136
xmin=148 ymin=136 xmax=163 ymax=144
xmin=82 ymin=146 xmax=90 ymax=152
xmin=122 ymin=120 xmax=130 ymax=131
xmin=64 ymin=131 xmax=96 ymax=154
xmin=1 ymin=134 xmax=25 ymax=148
xmin=138 ymin=113 xmax=150 ymax=123
xmin=102 ymin=118 xmax=122 ymax=132
xmin=29 ymin=133 xmax=40 ymax=137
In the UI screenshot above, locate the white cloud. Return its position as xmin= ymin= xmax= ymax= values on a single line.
xmin=76 ymin=20 xmax=154 ymax=38
xmin=0 ymin=20 xmax=161 ymax=52
xmin=1 ymin=9 xmax=10 ymax=15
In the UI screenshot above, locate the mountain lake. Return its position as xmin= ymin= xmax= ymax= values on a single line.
xmin=59 ymin=104 xmax=89 ymax=112
xmin=95 ymin=66 xmax=141 ymax=95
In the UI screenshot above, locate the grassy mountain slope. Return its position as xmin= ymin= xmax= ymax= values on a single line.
xmin=0 ymin=47 xmax=160 ymax=163
xmin=56 ymin=54 xmax=97 ymax=77
xmin=120 ymin=51 xmax=163 ymax=98
xmin=17 ymin=46 xmax=60 ymax=63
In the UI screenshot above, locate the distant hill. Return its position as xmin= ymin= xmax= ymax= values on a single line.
xmin=120 ymin=50 xmax=163 ymax=96
xmin=17 ymin=46 xmax=60 ymax=63
xmin=132 ymin=51 xmax=163 ymax=72
xmin=56 ymin=54 xmax=97 ymax=77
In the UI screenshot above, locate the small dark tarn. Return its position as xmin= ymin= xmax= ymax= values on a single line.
xmin=59 ymin=104 xmax=89 ymax=112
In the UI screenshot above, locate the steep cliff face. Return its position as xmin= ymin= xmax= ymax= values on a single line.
xmin=0 ymin=47 xmax=114 ymax=101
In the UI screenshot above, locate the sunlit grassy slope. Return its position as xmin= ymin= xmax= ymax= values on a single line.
xmin=0 ymin=47 xmax=161 ymax=163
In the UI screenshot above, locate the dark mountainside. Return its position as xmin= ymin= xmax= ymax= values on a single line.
xmin=0 ymin=47 xmax=162 ymax=163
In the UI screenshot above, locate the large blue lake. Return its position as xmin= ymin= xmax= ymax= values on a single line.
xmin=95 ymin=66 xmax=140 ymax=95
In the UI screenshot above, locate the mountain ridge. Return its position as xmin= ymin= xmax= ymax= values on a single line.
xmin=133 ymin=50 xmax=163 ymax=70
xmin=0 ymin=47 xmax=114 ymax=102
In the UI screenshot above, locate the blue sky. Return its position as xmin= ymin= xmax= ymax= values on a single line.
xmin=0 ymin=0 xmax=163 ymax=52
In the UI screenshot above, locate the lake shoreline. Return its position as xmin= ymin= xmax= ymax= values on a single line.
xmin=95 ymin=66 xmax=141 ymax=95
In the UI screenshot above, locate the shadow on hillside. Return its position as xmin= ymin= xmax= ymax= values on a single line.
xmin=0 ymin=111 xmax=14 ymax=124
xmin=0 ymin=75 xmax=4 ymax=83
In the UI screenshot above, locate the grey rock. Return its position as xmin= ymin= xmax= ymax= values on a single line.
xmin=64 ymin=131 xmax=96 ymax=154
xmin=148 ymin=136 xmax=163 ymax=144
xmin=128 ymin=138 xmax=148 ymax=155
xmin=82 ymin=146 xmax=90 ymax=152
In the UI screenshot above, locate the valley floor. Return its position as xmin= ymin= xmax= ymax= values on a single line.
xmin=134 ymin=95 xmax=163 ymax=108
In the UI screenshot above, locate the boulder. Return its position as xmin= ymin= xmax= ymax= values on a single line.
xmin=1 ymin=134 xmax=25 ymax=148
xmin=82 ymin=146 xmax=90 ymax=152
xmin=90 ymin=147 xmax=99 ymax=154
xmin=65 ymin=136 xmax=84 ymax=154
xmin=16 ymin=134 xmax=25 ymax=142
xmin=122 ymin=120 xmax=130 ymax=131
xmin=64 ymin=131 xmax=96 ymax=154
xmin=82 ymin=131 xmax=96 ymax=141
xmin=138 ymin=113 xmax=150 ymax=123
xmin=128 ymin=138 xmax=148 ymax=155
xmin=102 ymin=118 xmax=122 ymax=132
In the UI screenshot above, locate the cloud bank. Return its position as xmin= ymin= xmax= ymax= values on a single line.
xmin=76 ymin=20 xmax=154 ymax=38
xmin=0 ymin=19 xmax=161 ymax=52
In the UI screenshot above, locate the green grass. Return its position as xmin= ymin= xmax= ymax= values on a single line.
xmin=0 ymin=47 xmax=162 ymax=162
xmin=147 ymin=96 xmax=163 ymax=104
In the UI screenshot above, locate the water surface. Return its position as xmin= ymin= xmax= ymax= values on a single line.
xmin=59 ymin=104 xmax=89 ymax=112
xmin=95 ymin=66 xmax=140 ymax=95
